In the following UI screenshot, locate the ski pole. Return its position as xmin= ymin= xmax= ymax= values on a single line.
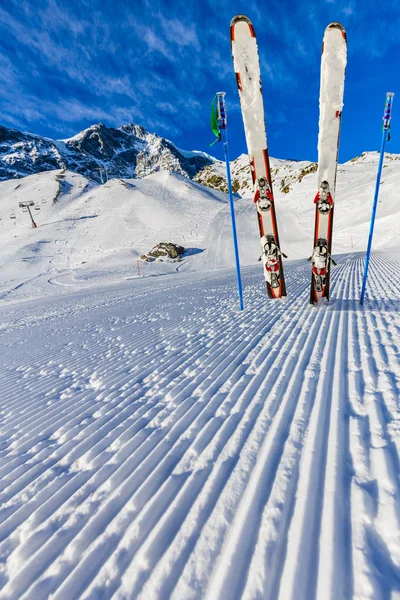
xmin=215 ymin=92 xmax=244 ymax=311
xmin=360 ymin=92 xmax=394 ymax=304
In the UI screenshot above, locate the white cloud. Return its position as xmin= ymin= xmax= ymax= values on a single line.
xmin=160 ymin=17 xmax=200 ymax=51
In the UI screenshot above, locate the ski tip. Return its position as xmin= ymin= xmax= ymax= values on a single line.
xmin=230 ymin=14 xmax=253 ymax=26
xmin=325 ymin=22 xmax=347 ymax=38
xmin=326 ymin=21 xmax=345 ymax=30
xmin=230 ymin=14 xmax=256 ymax=39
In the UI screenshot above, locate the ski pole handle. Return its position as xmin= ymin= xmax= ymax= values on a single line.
xmin=217 ymin=92 xmax=227 ymax=130
xmin=383 ymin=92 xmax=394 ymax=130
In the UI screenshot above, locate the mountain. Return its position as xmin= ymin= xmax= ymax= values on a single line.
xmin=0 ymin=121 xmax=333 ymax=202
xmin=193 ymin=153 xmax=317 ymax=198
xmin=0 ymin=122 xmax=215 ymax=183
xmin=1 ymin=150 xmax=399 ymax=304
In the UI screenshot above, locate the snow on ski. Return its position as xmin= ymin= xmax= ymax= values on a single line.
xmin=310 ymin=22 xmax=347 ymax=304
xmin=230 ymin=14 xmax=287 ymax=299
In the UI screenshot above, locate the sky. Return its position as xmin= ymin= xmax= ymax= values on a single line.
xmin=0 ymin=0 xmax=399 ymax=164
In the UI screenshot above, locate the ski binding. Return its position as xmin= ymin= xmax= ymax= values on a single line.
xmin=314 ymin=180 xmax=334 ymax=215
xmin=309 ymin=237 xmax=337 ymax=293
xmin=254 ymin=177 xmax=273 ymax=214
xmin=261 ymin=234 xmax=287 ymax=288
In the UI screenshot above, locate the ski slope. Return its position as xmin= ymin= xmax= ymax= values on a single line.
xmin=0 ymin=155 xmax=400 ymax=598
xmin=0 ymin=252 xmax=399 ymax=599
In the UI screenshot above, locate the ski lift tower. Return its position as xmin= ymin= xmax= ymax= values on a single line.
xmin=19 ymin=201 xmax=38 ymax=228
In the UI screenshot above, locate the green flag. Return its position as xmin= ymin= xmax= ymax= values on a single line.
xmin=210 ymin=96 xmax=221 ymax=146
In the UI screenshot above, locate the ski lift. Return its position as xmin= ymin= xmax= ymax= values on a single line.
xmin=22 ymin=208 xmax=28 ymax=213
xmin=34 ymin=206 xmax=40 ymax=211
xmin=9 ymin=212 xmax=16 ymax=220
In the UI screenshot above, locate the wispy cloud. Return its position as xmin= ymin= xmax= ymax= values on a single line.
xmin=0 ymin=0 xmax=398 ymax=162
xmin=342 ymin=4 xmax=354 ymax=15
xmin=160 ymin=17 xmax=200 ymax=51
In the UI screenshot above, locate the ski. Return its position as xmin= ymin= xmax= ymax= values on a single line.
xmin=230 ymin=14 xmax=286 ymax=299
xmin=310 ymin=22 xmax=347 ymax=304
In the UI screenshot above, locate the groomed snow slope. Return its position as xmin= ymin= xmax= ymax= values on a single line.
xmin=0 ymin=153 xmax=400 ymax=599
xmin=0 ymin=253 xmax=399 ymax=599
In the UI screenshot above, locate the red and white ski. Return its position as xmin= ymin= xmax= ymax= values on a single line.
xmin=310 ymin=22 xmax=347 ymax=304
xmin=230 ymin=14 xmax=286 ymax=299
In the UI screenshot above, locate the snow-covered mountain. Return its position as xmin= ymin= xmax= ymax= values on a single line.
xmin=0 ymin=123 xmax=214 ymax=183
xmin=0 ymin=121 xmax=338 ymax=200
xmin=194 ymin=153 xmax=319 ymax=198
xmin=0 ymin=150 xmax=399 ymax=303
xmin=3 ymin=120 xmax=378 ymax=207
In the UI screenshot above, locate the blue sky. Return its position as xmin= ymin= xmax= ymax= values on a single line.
xmin=0 ymin=0 xmax=398 ymax=163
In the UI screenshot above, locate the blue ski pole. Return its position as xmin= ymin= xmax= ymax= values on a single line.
xmin=213 ymin=92 xmax=244 ymax=311
xmin=360 ymin=92 xmax=394 ymax=305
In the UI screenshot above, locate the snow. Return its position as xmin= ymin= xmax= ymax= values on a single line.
xmin=0 ymin=155 xmax=400 ymax=598
xmin=231 ymin=18 xmax=268 ymax=154
xmin=318 ymin=23 xmax=347 ymax=194
xmin=168 ymin=143 xmax=215 ymax=162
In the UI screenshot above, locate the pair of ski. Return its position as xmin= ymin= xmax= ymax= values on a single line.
xmin=231 ymin=16 xmax=347 ymax=304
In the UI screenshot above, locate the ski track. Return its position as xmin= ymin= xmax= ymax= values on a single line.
xmin=0 ymin=253 xmax=399 ymax=599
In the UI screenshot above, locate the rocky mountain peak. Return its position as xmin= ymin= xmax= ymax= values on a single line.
xmin=0 ymin=122 xmax=214 ymax=183
xmin=120 ymin=123 xmax=149 ymax=139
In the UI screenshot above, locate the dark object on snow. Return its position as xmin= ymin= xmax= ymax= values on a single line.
xmin=148 ymin=242 xmax=185 ymax=259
